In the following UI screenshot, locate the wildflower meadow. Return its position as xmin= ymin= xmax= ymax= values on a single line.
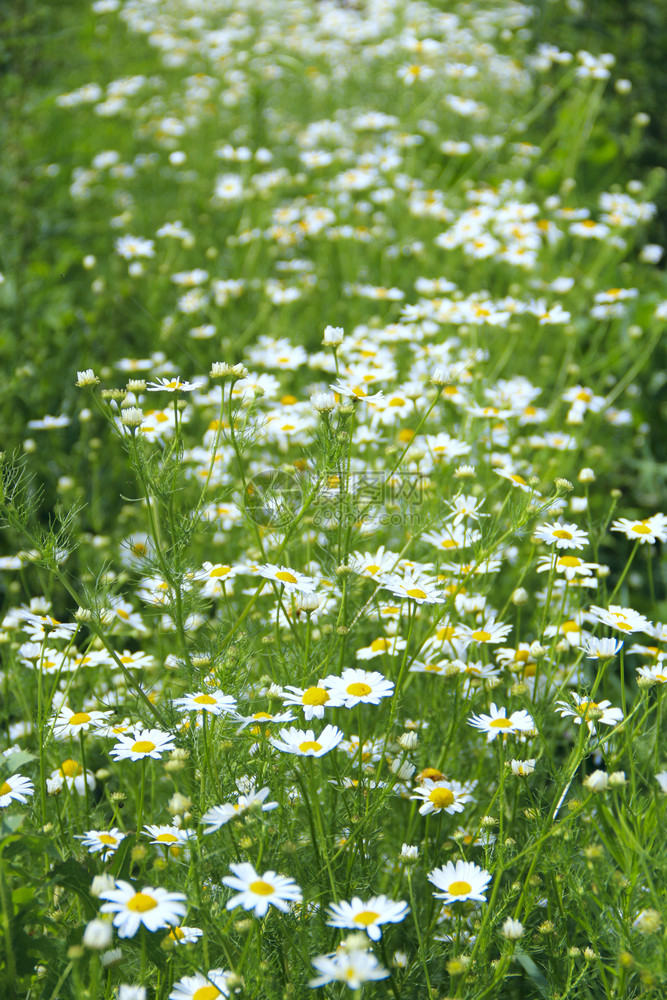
xmin=1 ymin=0 xmax=666 ymax=998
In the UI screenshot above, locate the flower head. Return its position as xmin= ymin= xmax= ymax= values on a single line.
xmin=222 ymin=862 xmax=302 ymax=917
xmin=98 ymin=880 xmax=186 ymax=938
xmin=428 ymin=861 xmax=492 ymax=903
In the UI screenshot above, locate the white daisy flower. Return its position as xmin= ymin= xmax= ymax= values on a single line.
xmin=51 ymin=706 xmax=111 ymax=740
xmin=170 ymin=970 xmax=230 ymax=999
xmin=98 ymin=880 xmax=186 ymax=938
xmin=166 ymin=925 xmax=204 ymax=946
xmin=555 ymin=693 xmax=623 ymax=732
xmin=467 ymin=704 xmax=536 ymax=741
xmin=269 ymin=725 xmax=344 ymax=757
xmin=533 ymin=522 xmax=589 ymax=550
xmin=428 ymin=860 xmax=492 ymax=903
xmin=280 ymin=683 xmax=344 ymax=721
xmin=324 ymin=668 xmax=394 ymax=708
xmin=256 ymin=564 xmax=317 ymax=594
xmin=222 ymin=862 xmax=302 ymax=917
xmin=172 ymin=691 xmax=238 ymax=716
xmin=110 ymin=728 xmax=176 ymax=762
xmin=145 ymin=376 xmax=203 ymax=392
xmin=355 ymin=636 xmax=407 ymax=660
xmin=411 ymin=778 xmax=476 ymax=816
xmin=47 ymin=759 xmax=96 ymax=795
xmin=309 ymin=947 xmax=389 ymax=988
xmin=201 ymin=786 xmax=278 ymax=834
xmin=0 ymin=774 xmax=35 ymax=808
xmin=588 ymin=605 xmax=652 ymax=635
xmin=77 ymin=828 xmax=126 ymax=860
xmin=326 ymin=895 xmax=409 ymax=940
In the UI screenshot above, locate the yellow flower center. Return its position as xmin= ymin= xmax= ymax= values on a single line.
xmin=127 ymin=892 xmax=158 ymax=912
xmin=61 ymin=759 xmax=82 ymax=777
xmin=514 ymin=650 xmax=529 ymax=662
xmin=302 ymin=687 xmax=329 ymax=706
xmin=489 ymin=717 xmax=512 ymax=728
xmin=169 ymin=927 xmax=185 ymax=940
xmin=510 ymin=474 xmax=527 ymax=485
xmin=193 ymin=987 xmax=221 ymax=1000
xmin=249 ymin=880 xmax=275 ymax=896
xmin=253 ymin=712 xmax=273 ymax=721
xmin=553 ymin=529 xmax=573 ymax=540
xmin=436 ymin=626 xmax=456 ymax=641
xmin=406 ymin=588 xmax=427 ymax=600
xmin=353 ymin=910 xmax=380 ymax=926
xmin=561 ymin=620 xmax=579 ymax=633
xmin=98 ymin=834 xmax=117 ymax=845
xmin=132 ymin=741 xmax=156 ymax=753
xmin=69 ymin=712 xmax=91 ymax=726
xmin=370 ymin=638 xmax=390 ymax=652
xmin=276 ymin=571 xmax=297 ymax=584
xmin=346 ymin=682 xmax=372 ymax=697
xmin=298 ymin=740 xmax=322 ymax=753
xmin=193 ymin=695 xmax=217 ymax=705
xmin=448 ymin=880 xmax=472 ymax=896
xmin=210 ymin=566 xmax=232 ymax=576
xmin=156 ymin=833 xmax=178 ymax=842
xmin=0 ymin=782 xmax=12 ymax=796
xmin=471 ymin=630 xmax=491 ymax=642
xmin=558 ymin=556 xmax=581 ymax=568
xmin=429 ymin=787 xmax=455 ymax=809
xmin=440 ymin=538 xmax=458 ymax=548
xmin=365 ymin=564 xmax=381 ymax=575
xmin=632 ymin=524 xmax=652 ymax=535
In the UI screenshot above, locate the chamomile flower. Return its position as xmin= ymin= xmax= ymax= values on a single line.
xmin=326 ymin=895 xmax=409 ymax=940
xmin=309 ymin=947 xmax=390 ymax=989
xmin=411 ymin=778 xmax=476 ymax=815
xmin=166 ymin=925 xmax=204 ymax=946
xmin=0 ymin=774 xmax=34 ymax=808
xmin=201 ymin=786 xmax=278 ymax=833
xmin=172 ymin=691 xmax=238 ymax=716
xmin=458 ymin=618 xmax=513 ymax=645
xmin=51 ymin=706 xmax=111 ymax=740
xmin=555 ymin=692 xmax=623 ymax=732
xmin=580 ymin=637 xmax=623 ymax=659
xmin=589 ymin=605 xmax=652 ymax=634
xmin=534 ymin=522 xmax=589 ymax=549
xmin=428 ymin=861 xmax=492 ymax=903
xmin=47 ymin=759 xmax=96 ymax=795
xmin=222 ymin=862 xmax=302 ymax=917
xmin=468 ymin=704 xmax=536 ymax=741
xmin=256 ymin=564 xmax=317 ymax=594
xmin=98 ymin=880 xmax=186 ymax=938
xmin=536 ymin=554 xmax=598 ymax=580
xmin=143 ymin=825 xmax=195 ymax=853
xmin=146 ymin=376 xmax=203 ymax=392
xmin=636 ymin=664 xmax=667 ymax=685
xmin=324 ymin=668 xmax=394 ymax=708
xmin=170 ymin=970 xmax=230 ymax=999
xmin=611 ymin=516 xmax=667 ymax=544
xmin=356 ymin=635 xmax=407 ymax=660
xmin=280 ymin=683 xmax=344 ymax=720
xmin=110 ymin=728 xmax=176 ymax=762
xmin=78 ymin=828 xmax=126 ymax=861
xmin=384 ymin=573 xmax=444 ymax=604
xmin=269 ymin=725 xmax=344 ymax=757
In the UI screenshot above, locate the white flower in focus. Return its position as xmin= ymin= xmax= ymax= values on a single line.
xmin=326 ymin=895 xmax=409 ymax=940
xmin=98 ymin=880 xmax=186 ymax=938
xmin=222 ymin=862 xmax=302 ymax=917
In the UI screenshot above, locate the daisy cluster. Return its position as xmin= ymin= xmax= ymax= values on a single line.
xmin=1 ymin=0 xmax=666 ymax=997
